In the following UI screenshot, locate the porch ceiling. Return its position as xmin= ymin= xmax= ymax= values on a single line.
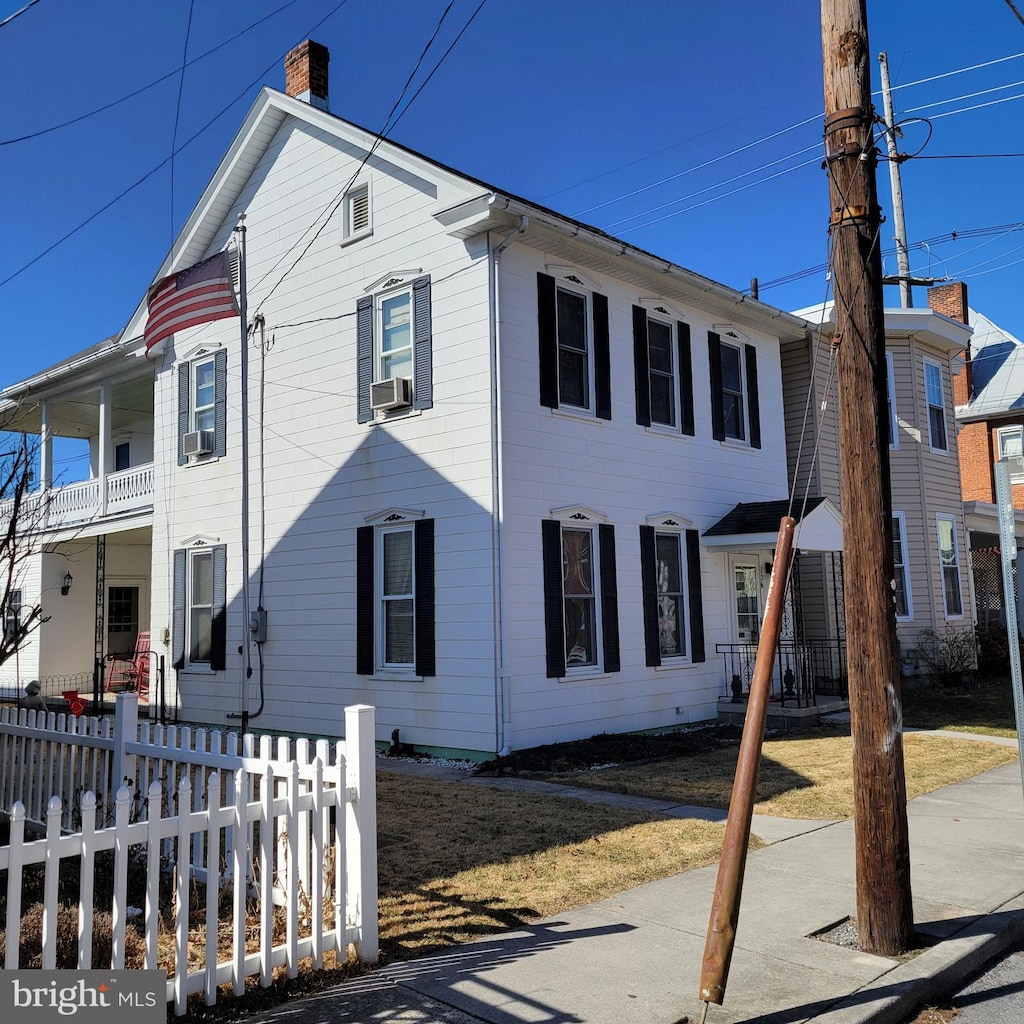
xmin=702 ymin=496 xmax=844 ymax=552
xmin=0 ymin=373 xmax=153 ymax=438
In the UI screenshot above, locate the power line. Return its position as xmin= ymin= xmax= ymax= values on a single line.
xmin=0 ymin=0 xmax=42 ymax=30
xmin=0 ymin=1 xmax=354 ymax=294
xmin=169 ymin=1 xmax=197 ymax=260
xmin=928 ymin=91 xmax=1024 ymax=119
xmin=903 ymin=78 xmax=1024 ymax=114
xmin=0 ymin=0 xmax=308 ymax=146
xmin=254 ymin=0 xmax=490 ymax=312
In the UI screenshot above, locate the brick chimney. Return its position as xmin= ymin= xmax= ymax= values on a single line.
xmin=284 ymin=40 xmax=329 ymax=111
xmin=928 ymin=281 xmax=972 ymax=405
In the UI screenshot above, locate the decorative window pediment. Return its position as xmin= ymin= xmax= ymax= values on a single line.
xmin=364 ymin=506 xmax=426 ymax=526
xmin=178 ymin=534 xmax=220 ymax=548
xmin=363 ymin=269 xmax=423 ymax=295
xmin=180 ymin=341 xmax=223 ymax=363
xmin=544 ymin=265 xmax=598 ymax=293
xmin=645 ymin=511 xmax=693 ymax=530
xmin=639 ymin=297 xmax=683 ymax=320
xmin=711 ymin=324 xmax=750 ymax=343
xmin=549 ymin=504 xmax=607 ymax=524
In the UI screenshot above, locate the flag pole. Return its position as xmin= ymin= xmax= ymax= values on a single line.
xmin=234 ymin=214 xmax=253 ymax=734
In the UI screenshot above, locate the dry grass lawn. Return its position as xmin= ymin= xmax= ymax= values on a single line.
xmin=376 ymin=773 xmax=752 ymax=961
xmin=546 ymin=730 xmax=1018 ymax=819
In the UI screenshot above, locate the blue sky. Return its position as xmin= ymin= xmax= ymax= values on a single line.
xmin=2 ymin=0 xmax=1023 ymax=396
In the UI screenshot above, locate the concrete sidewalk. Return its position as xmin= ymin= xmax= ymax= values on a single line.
xmin=250 ymin=746 xmax=1024 ymax=1024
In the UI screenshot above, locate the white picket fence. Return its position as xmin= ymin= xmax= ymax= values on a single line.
xmin=0 ymin=696 xmax=378 ymax=1015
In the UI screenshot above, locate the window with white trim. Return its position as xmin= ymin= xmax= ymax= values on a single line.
xmin=709 ymin=331 xmax=761 ymax=448
xmin=171 ymin=542 xmax=227 ymax=672
xmin=997 ymin=426 xmax=1024 ymax=484
xmin=886 ymin=351 xmax=898 ymax=449
xmin=377 ymin=287 xmax=412 ymax=383
xmin=541 ymin=510 xmax=619 ymax=678
xmin=936 ymin=515 xmax=963 ymax=617
xmin=356 ymin=512 xmax=435 ymax=677
xmin=924 ymin=357 xmax=948 ymax=453
xmin=720 ymin=343 xmax=745 ymax=441
xmin=343 ymin=183 xmax=371 ymax=242
xmin=556 ymin=286 xmax=591 ymax=411
xmin=654 ymin=532 xmax=687 ymax=656
xmin=177 ymin=348 xmax=226 ymax=464
xmin=892 ymin=512 xmax=912 ymax=620
xmin=648 ymin=318 xmax=676 ymax=426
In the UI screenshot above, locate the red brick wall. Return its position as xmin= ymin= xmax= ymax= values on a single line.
xmin=959 ymin=421 xmax=994 ymax=503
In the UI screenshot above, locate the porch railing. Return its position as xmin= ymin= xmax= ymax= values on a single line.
xmin=716 ymin=638 xmax=848 ymax=708
xmin=0 ymin=462 xmax=154 ymax=529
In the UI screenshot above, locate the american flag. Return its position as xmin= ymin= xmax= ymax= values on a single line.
xmin=144 ymin=251 xmax=238 ymax=353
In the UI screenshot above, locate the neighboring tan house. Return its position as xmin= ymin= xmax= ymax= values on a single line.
xmin=944 ymin=285 xmax=1024 ymax=631
xmin=785 ymin=296 xmax=973 ymax=670
xmin=2 ymin=41 xmax=851 ymax=757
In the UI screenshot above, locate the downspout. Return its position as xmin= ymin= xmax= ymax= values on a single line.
xmin=489 ymin=215 xmax=528 ymax=758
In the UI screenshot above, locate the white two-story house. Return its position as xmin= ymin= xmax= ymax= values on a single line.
xmin=3 ymin=41 xmax=850 ymax=756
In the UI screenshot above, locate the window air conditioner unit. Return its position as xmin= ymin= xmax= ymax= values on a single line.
xmin=183 ymin=430 xmax=215 ymax=457
xmin=371 ymin=377 xmax=413 ymax=411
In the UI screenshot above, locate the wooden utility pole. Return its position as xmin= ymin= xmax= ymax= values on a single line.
xmin=820 ymin=0 xmax=914 ymax=955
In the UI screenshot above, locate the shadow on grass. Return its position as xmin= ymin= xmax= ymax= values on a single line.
xmin=902 ymin=679 xmax=1017 ymax=734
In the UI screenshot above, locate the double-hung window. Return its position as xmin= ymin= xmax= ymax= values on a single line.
xmin=356 ymin=274 xmax=432 ymax=421
xmin=892 ymin=512 xmax=912 ymax=620
xmin=172 ymin=543 xmax=227 ymax=671
xmin=639 ymin=519 xmax=705 ymax=666
xmin=537 ymin=272 xmax=611 ymax=419
xmin=936 ymin=515 xmax=963 ymax=618
xmin=356 ymin=512 xmax=435 ymax=676
xmin=709 ymin=331 xmax=761 ymax=448
xmin=632 ymin=306 xmax=695 ymax=434
xmin=177 ymin=348 xmax=227 ymax=464
xmin=923 ymin=357 xmax=948 ymax=453
xmin=541 ymin=509 xmax=619 ymax=677
xmin=997 ymin=426 xmax=1024 ymax=484
xmin=2 ymin=588 xmax=22 ymax=644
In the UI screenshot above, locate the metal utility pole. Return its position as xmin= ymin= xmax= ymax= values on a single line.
xmin=878 ymin=51 xmax=912 ymax=308
xmin=820 ymin=0 xmax=914 ymax=955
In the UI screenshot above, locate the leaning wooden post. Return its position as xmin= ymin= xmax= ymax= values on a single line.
xmin=698 ymin=517 xmax=796 ymax=1014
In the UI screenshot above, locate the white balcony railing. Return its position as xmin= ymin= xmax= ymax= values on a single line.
xmin=0 ymin=462 xmax=154 ymax=531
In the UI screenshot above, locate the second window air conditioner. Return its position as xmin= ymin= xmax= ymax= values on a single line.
xmin=183 ymin=430 xmax=215 ymax=457
xmin=371 ymin=377 xmax=413 ymax=411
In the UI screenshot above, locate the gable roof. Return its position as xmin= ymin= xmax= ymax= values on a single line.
xmin=119 ymin=86 xmax=812 ymax=349
xmin=957 ymin=308 xmax=1024 ymax=422
xmin=702 ymin=496 xmax=843 ymax=552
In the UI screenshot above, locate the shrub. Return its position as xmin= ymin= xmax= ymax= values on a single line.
xmin=0 ymin=902 xmax=147 ymax=969
xmin=916 ymin=627 xmax=979 ymax=687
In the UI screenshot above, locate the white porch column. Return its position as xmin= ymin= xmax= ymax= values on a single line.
xmin=98 ymin=383 xmax=111 ymax=516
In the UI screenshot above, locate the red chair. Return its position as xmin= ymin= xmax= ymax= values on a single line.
xmin=105 ymin=631 xmax=151 ymax=702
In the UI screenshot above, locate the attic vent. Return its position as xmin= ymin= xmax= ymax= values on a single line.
xmin=344 ymin=184 xmax=370 ymax=240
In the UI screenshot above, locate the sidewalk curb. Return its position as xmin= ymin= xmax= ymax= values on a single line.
xmin=806 ymin=892 xmax=1024 ymax=1024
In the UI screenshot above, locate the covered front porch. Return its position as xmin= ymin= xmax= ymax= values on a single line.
xmin=701 ymin=497 xmax=848 ymax=726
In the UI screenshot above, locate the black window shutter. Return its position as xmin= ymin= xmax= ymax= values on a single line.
xmin=633 ymin=305 xmax=651 ymax=427
xmin=686 ymin=530 xmax=705 ymax=663
xmin=177 ymin=364 xmax=190 ymax=466
xmin=210 ymin=544 xmax=227 ymax=672
xmin=414 ymin=518 xmax=436 ymax=677
xmin=213 ymin=349 xmax=228 ymax=459
xmin=593 ymin=292 xmax=611 ymax=420
xmin=678 ymin=322 xmax=695 ymax=436
xmin=745 ymin=343 xmax=761 ymax=449
xmin=537 ymin=273 xmax=559 ymax=409
xmin=708 ymin=332 xmax=725 ymax=441
xmin=541 ymin=519 xmax=566 ymax=678
xmin=639 ymin=526 xmax=661 ymax=667
xmin=598 ymin=523 xmax=619 ymax=671
xmin=356 ymin=295 xmax=373 ymax=424
xmin=172 ymin=549 xmax=186 ymax=669
xmin=412 ymin=276 xmax=433 ymax=411
xmin=356 ymin=526 xmax=375 ymax=674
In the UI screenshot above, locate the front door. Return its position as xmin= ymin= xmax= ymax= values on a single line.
xmin=731 ymin=558 xmax=763 ymax=644
xmin=106 ymin=580 xmax=149 ymax=658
